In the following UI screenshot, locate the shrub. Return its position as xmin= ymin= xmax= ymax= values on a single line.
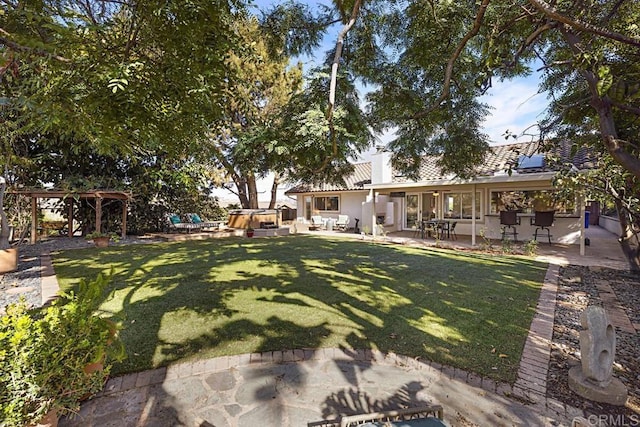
xmin=523 ymin=239 xmax=539 ymax=257
xmin=0 ymin=272 xmax=125 ymax=426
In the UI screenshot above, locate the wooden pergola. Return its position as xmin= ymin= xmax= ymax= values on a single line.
xmin=10 ymin=189 xmax=132 ymax=244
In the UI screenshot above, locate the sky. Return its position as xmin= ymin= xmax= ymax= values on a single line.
xmin=213 ymin=1 xmax=549 ymax=204
xmin=479 ymin=75 xmax=548 ymax=145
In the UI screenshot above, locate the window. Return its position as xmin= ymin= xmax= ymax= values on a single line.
xmin=443 ymin=192 xmax=481 ymax=219
xmin=490 ymin=190 xmax=576 ymax=214
xmin=314 ymin=195 xmax=339 ymax=212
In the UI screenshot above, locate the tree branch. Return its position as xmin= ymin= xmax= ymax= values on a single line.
xmin=315 ymin=0 xmax=362 ymax=174
xmin=610 ymin=99 xmax=640 ymax=116
xmin=528 ymin=0 xmax=640 ymax=47
xmin=499 ymin=20 xmax=557 ymax=72
xmin=536 ymin=59 xmax=573 ymax=71
xmin=412 ymin=0 xmax=491 ymax=120
xmin=562 ymin=29 xmax=640 ymax=180
xmin=603 ymin=0 xmax=628 ymax=25
xmin=0 ymin=30 xmax=71 ymax=63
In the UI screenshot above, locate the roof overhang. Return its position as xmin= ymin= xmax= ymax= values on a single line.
xmin=364 ymin=171 xmax=558 ymax=190
xmin=285 ymin=188 xmax=369 ymax=195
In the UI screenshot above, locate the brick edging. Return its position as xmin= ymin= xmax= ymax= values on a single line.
xmin=512 ymin=263 xmax=586 ymax=422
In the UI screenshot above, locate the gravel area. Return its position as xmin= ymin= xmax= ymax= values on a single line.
xmin=0 ymin=236 xmax=163 ymax=313
xmin=548 ymin=265 xmax=640 ymax=420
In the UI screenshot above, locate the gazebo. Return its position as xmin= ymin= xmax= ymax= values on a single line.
xmin=10 ymin=189 xmax=132 ymax=244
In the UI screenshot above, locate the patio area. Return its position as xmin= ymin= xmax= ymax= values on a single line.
xmin=304 ymin=224 xmax=629 ymax=270
xmin=156 ymin=221 xmax=630 ymax=271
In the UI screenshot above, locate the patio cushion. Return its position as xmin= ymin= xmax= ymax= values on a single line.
xmin=190 ymin=214 xmax=203 ymax=224
xmin=169 ymin=215 xmax=182 ymax=224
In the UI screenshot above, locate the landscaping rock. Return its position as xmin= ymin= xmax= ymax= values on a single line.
xmin=548 ymin=265 xmax=639 ymax=419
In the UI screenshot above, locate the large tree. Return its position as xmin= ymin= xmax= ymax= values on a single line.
xmin=212 ymin=16 xmax=303 ymax=209
xmin=273 ymin=69 xmax=373 ymax=186
xmin=1 ymin=0 xmax=244 ymax=153
xmin=1 ymin=0 xmax=247 ymax=239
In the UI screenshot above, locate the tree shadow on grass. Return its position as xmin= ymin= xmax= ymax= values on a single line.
xmin=52 ymin=235 xmax=548 ymax=382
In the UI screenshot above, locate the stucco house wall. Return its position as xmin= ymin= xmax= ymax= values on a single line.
xmin=292 ymin=191 xmax=367 ymax=228
xmin=286 ymin=141 xmax=592 ymax=245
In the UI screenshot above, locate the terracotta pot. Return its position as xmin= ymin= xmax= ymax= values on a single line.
xmin=92 ymin=236 xmax=110 ymax=247
xmin=246 ymin=231 xmax=254 ymax=238
xmin=81 ymin=355 xmax=108 ymax=401
xmin=0 ymin=247 xmax=18 ymax=273
xmin=28 ymin=409 xmax=58 ymax=427
xmin=83 ymin=360 xmax=105 ymax=375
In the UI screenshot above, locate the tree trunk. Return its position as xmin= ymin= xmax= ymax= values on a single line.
xmin=246 ymin=174 xmax=259 ymax=209
xmin=561 ymin=31 xmax=640 ymax=271
xmin=268 ymin=173 xmax=280 ymax=210
xmin=0 ymin=177 xmax=10 ymax=250
xmin=614 ymin=199 xmax=640 ymax=272
xmin=234 ymin=177 xmax=251 ymax=209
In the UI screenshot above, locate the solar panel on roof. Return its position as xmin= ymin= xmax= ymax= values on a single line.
xmin=517 ymin=154 xmax=545 ymax=169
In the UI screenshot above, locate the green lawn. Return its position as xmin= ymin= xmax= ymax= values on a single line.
xmin=52 ymin=235 xmax=547 ymax=382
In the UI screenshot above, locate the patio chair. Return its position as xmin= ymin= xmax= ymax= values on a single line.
xmin=167 ymin=214 xmax=201 ymax=233
xmin=186 ymin=213 xmax=222 ymax=230
xmin=337 ymin=405 xmax=445 ymax=427
xmin=412 ymin=223 xmax=421 ymax=238
xmin=310 ymin=215 xmax=324 ymax=231
xmin=531 ymin=210 xmax=555 ymax=244
xmin=335 ymin=215 xmax=350 ymax=231
xmin=500 ymin=210 xmax=520 ymax=242
xmin=439 ymin=221 xmax=457 ymax=240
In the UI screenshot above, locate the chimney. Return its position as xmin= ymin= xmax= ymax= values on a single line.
xmin=371 ymin=148 xmax=392 ymax=184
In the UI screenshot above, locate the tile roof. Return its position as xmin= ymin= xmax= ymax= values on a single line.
xmin=398 ymin=140 xmax=596 ymax=181
xmin=285 ymin=141 xmax=595 ymax=193
xmin=285 ymin=162 xmax=371 ymax=194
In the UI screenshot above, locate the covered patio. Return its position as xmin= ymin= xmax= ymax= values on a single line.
xmin=387 ymin=225 xmax=628 ymax=269
xmin=299 ymin=224 xmax=628 ymax=270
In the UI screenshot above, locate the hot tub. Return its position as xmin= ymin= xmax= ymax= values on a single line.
xmin=227 ymin=209 xmax=280 ymax=229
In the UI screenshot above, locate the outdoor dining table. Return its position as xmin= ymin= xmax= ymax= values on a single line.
xmin=421 ymin=219 xmax=452 ymax=239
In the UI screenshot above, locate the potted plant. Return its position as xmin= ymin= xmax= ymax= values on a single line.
xmin=0 ymin=271 xmax=125 ymax=427
xmin=85 ymin=231 xmax=118 ymax=247
xmin=246 ymin=225 xmax=254 ymax=238
xmin=0 ymin=175 xmax=18 ymax=273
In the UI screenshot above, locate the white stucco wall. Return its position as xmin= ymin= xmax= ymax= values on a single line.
xmin=599 ymin=215 xmax=621 ymax=235
xmin=291 ymin=192 xmax=367 ymax=230
xmin=339 ymin=192 xmax=368 ymax=227
xmin=479 ymin=214 xmax=582 ymax=244
xmin=371 ymin=151 xmax=392 ymax=185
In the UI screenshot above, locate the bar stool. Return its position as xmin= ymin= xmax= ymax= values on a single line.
xmin=500 ymin=211 xmax=520 ymax=242
xmin=531 ymin=211 xmax=555 ymax=244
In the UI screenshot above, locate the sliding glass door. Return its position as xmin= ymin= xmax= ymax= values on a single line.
xmin=405 ymin=194 xmax=419 ymax=229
